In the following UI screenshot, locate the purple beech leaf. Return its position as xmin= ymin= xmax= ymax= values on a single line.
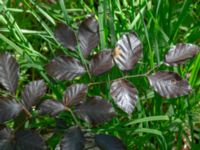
xmin=63 ymin=84 xmax=87 ymax=107
xmin=90 ymin=50 xmax=114 ymax=76
xmin=95 ymin=134 xmax=127 ymax=150
xmin=148 ymin=71 xmax=192 ymax=98
xmin=45 ymin=55 xmax=86 ymax=80
xmin=0 ymin=127 xmax=14 ymax=150
xmin=75 ymin=96 xmax=116 ymax=125
xmin=165 ymin=43 xmax=200 ymax=66
xmin=78 ymin=16 xmax=99 ymax=58
xmin=113 ymin=32 xmax=142 ymax=71
xmin=38 ymin=99 xmax=66 ymax=117
xmin=15 ymin=130 xmax=46 ymax=150
xmin=110 ymin=79 xmax=138 ymax=114
xmin=54 ymin=23 xmax=77 ymax=51
xmin=0 ymin=53 xmax=19 ymax=93
xmin=60 ymin=126 xmax=84 ymax=150
xmin=21 ymin=80 xmax=47 ymax=109
xmin=0 ymin=99 xmax=23 ymax=123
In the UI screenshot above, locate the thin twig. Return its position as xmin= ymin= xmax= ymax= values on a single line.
xmin=66 ymin=107 xmax=80 ymax=126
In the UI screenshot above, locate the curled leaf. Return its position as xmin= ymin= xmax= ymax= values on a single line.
xmin=95 ymin=134 xmax=126 ymax=150
xmin=75 ymin=96 xmax=115 ymax=125
xmin=165 ymin=43 xmax=200 ymax=66
xmin=113 ymin=32 xmax=142 ymax=71
xmin=0 ymin=99 xmax=23 ymax=123
xmin=54 ymin=23 xmax=77 ymax=51
xmin=63 ymin=84 xmax=87 ymax=107
xmin=21 ymin=80 xmax=47 ymax=109
xmin=90 ymin=50 xmax=114 ymax=76
xmin=45 ymin=56 xmax=86 ymax=80
xmin=38 ymin=99 xmax=65 ymax=117
xmin=60 ymin=126 xmax=84 ymax=150
xmin=110 ymin=79 xmax=138 ymax=114
xmin=0 ymin=53 xmax=19 ymax=93
xmin=148 ymin=71 xmax=192 ymax=98
xmin=78 ymin=16 xmax=99 ymax=57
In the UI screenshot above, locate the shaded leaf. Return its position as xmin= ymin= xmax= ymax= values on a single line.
xmin=15 ymin=130 xmax=45 ymax=150
xmin=78 ymin=16 xmax=99 ymax=57
xmin=75 ymin=96 xmax=115 ymax=125
xmin=90 ymin=50 xmax=114 ymax=76
xmin=0 ymin=127 xmax=14 ymax=150
xmin=54 ymin=23 xmax=77 ymax=51
xmin=0 ymin=99 xmax=23 ymax=123
xmin=0 ymin=53 xmax=19 ymax=93
xmin=110 ymin=79 xmax=138 ymax=114
xmin=60 ymin=126 xmax=84 ymax=150
xmin=95 ymin=134 xmax=126 ymax=150
xmin=113 ymin=32 xmax=142 ymax=71
xmin=165 ymin=43 xmax=200 ymax=66
xmin=45 ymin=56 xmax=86 ymax=80
xmin=63 ymin=84 xmax=87 ymax=107
xmin=38 ymin=99 xmax=65 ymax=117
xmin=148 ymin=71 xmax=192 ymax=98
xmin=21 ymin=80 xmax=47 ymax=109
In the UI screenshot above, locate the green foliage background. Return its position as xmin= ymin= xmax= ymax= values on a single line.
xmin=0 ymin=0 xmax=200 ymax=149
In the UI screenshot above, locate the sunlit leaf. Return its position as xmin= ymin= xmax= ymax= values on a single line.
xmin=45 ymin=55 xmax=86 ymax=80
xmin=113 ymin=32 xmax=142 ymax=71
xmin=54 ymin=23 xmax=77 ymax=51
xmin=21 ymin=80 xmax=47 ymax=109
xmin=38 ymin=99 xmax=65 ymax=117
xmin=15 ymin=130 xmax=45 ymax=150
xmin=95 ymin=134 xmax=126 ymax=150
xmin=78 ymin=16 xmax=99 ymax=57
xmin=110 ymin=79 xmax=138 ymax=114
xmin=90 ymin=50 xmax=114 ymax=76
xmin=148 ymin=71 xmax=192 ymax=98
xmin=0 ymin=53 xmax=19 ymax=93
xmin=63 ymin=84 xmax=87 ymax=107
xmin=0 ymin=98 xmax=23 ymax=123
xmin=165 ymin=43 xmax=200 ymax=66
xmin=0 ymin=127 xmax=14 ymax=150
xmin=75 ymin=96 xmax=115 ymax=125
xmin=60 ymin=126 xmax=84 ymax=150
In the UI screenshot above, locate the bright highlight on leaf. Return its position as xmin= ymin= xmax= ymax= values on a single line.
xmin=113 ymin=32 xmax=142 ymax=71
xmin=148 ymin=71 xmax=192 ymax=98
xmin=165 ymin=43 xmax=200 ymax=66
xmin=110 ymin=79 xmax=138 ymax=114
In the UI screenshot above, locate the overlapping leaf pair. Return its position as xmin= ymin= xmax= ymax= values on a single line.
xmin=59 ymin=126 xmax=126 ymax=150
xmin=0 ymin=53 xmax=47 ymax=149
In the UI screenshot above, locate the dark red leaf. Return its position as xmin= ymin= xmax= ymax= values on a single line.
xmin=148 ymin=71 xmax=192 ymax=98
xmin=90 ymin=50 xmax=114 ymax=76
xmin=0 ymin=99 xmax=23 ymax=123
xmin=113 ymin=32 xmax=142 ymax=71
xmin=38 ymin=99 xmax=65 ymax=117
xmin=21 ymin=80 xmax=47 ymax=109
xmin=45 ymin=55 xmax=86 ymax=80
xmin=165 ymin=43 xmax=200 ymax=66
xmin=54 ymin=23 xmax=77 ymax=51
xmin=0 ymin=127 xmax=14 ymax=150
xmin=60 ymin=126 xmax=84 ymax=150
xmin=63 ymin=84 xmax=87 ymax=107
xmin=78 ymin=16 xmax=99 ymax=58
xmin=75 ymin=96 xmax=115 ymax=125
xmin=0 ymin=53 xmax=19 ymax=93
xmin=95 ymin=134 xmax=126 ymax=150
xmin=15 ymin=130 xmax=46 ymax=150
xmin=110 ymin=79 xmax=138 ymax=114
